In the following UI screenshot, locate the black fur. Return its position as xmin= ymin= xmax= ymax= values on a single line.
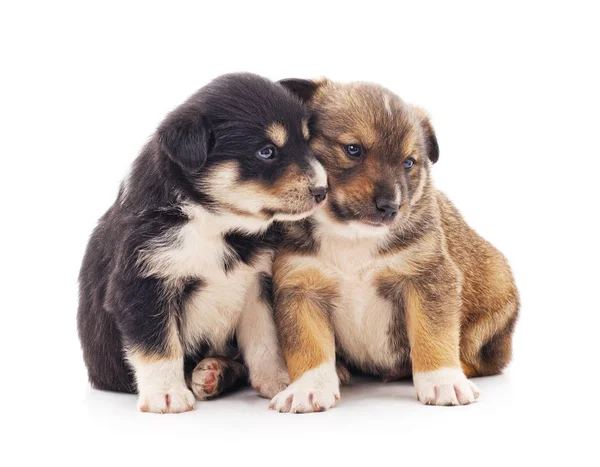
xmin=222 ymin=227 xmax=280 ymax=273
xmin=78 ymin=73 xmax=316 ymax=394
xmin=258 ymin=273 xmax=274 ymax=309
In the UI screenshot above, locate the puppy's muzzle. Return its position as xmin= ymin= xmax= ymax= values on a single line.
xmin=375 ymin=197 xmax=399 ymax=221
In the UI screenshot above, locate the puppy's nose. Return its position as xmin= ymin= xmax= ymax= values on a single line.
xmin=375 ymin=198 xmax=399 ymax=217
xmin=310 ymin=186 xmax=328 ymax=204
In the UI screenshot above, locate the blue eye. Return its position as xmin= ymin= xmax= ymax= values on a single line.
xmin=257 ymin=146 xmax=276 ymax=160
xmin=344 ymin=144 xmax=363 ymax=158
xmin=403 ymin=157 xmax=415 ymax=170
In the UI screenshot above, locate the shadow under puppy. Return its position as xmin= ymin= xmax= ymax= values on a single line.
xmin=269 ymin=78 xmax=519 ymax=412
xmin=78 ymin=73 xmax=328 ymax=413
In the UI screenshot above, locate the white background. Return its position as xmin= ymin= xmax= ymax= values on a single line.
xmin=2 ymin=1 xmax=598 ymax=465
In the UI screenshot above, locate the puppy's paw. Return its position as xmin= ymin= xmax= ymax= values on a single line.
xmin=191 ymin=358 xmax=227 ymax=400
xmin=251 ymin=370 xmax=290 ymax=399
xmin=138 ymin=386 xmax=195 ymax=413
xmin=268 ymin=364 xmax=340 ymax=413
xmin=413 ymin=367 xmax=480 ymax=406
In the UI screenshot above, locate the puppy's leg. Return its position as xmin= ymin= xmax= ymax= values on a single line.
xmin=237 ymin=273 xmax=290 ymax=399
xmin=269 ymin=259 xmax=340 ymax=413
xmin=111 ymin=277 xmax=194 ymax=413
xmin=405 ymin=261 xmax=480 ymax=406
xmin=459 ymin=264 xmax=520 ymax=377
xmin=128 ymin=343 xmax=195 ymax=413
xmin=461 ymin=305 xmax=518 ymax=377
xmin=190 ymin=357 xmax=248 ymax=400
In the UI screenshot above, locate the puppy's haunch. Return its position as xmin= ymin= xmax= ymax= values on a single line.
xmin=78 ymin=73 xmax=328 ymax=413
xmin=270 ymin=78 xmax=519 ymax=413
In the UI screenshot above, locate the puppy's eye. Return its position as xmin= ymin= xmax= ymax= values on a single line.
xmin=403 ymin=157 xmax=415 ymax=170
xmin=257 ymin=146 xmax=276 ymax=160
xmin=343 ymin=144 xmax=363 ymax=158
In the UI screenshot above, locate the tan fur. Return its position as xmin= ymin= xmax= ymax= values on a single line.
xmin=301 ymin=119 xmax=310 ymax=140
xmin=128 ymin=316 xmax=183 ymax=363
xmin=201 ymin=160 xmax=320 ymax=220
xmin=265 ymin=122 xmax=288 ymax=148
xmin=273 ymin=79 xmax=519 ymax=385
xmin=273 ymin=257 xmax=338 ymax=381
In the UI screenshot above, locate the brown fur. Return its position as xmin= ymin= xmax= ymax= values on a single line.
xmin=273 ymin=260 xmax=338 ymax=380
xmin=273 ymin=78 xmax=519 ymax=382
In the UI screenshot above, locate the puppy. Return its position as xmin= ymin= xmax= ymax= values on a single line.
xmin=269 ymin=78 xmax=519 ymax=412
xmin=77 ymin=73 xmax=328 ymax=413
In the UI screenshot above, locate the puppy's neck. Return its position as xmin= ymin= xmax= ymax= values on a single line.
xmin=181 ymin=202 xmax=272 ymax=237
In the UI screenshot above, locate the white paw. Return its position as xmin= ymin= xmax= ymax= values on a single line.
xmin=269 ymin=363 xmax=340 ymax=413
xmin=413 ymin=367 xmax=480 ymax=406
xmin=138 ymin=386 xmax=195 ymax=413
xmin=251 ymin=370 xmax=290 ymax=399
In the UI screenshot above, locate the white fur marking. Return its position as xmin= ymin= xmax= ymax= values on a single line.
xmin=128 ymin=355 xmax=195 ymax=413
xmin=310 ymin=158 xmax=328 ymax=188
xmin=139 ymin=202 xmax=273 ymax=353
xmin=413 ymin=367 xmax=480 ymax=406
xmin=237 ymin=274 xmax=290 ymax=399
xmin=270 ymin=361 xmax=340 ymax=413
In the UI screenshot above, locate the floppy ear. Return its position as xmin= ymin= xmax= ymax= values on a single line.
xmin=157 ymin=112 xmax=211 ymax=172
xmin=278 ymin=78 xmax=323 ymax=103
xmin=412 ymin=108 xmax=439 ymax=164
xmin=421 ymin=117 xmax=439 ymax=164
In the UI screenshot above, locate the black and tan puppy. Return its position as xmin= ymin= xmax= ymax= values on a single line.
xmin=269 ymin=78 xmax=519 ymax=412
xmin=78 ymin=73 xmax=328 ymax=413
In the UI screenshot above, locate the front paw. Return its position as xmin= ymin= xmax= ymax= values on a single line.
xmin=413 ymin=368 xmax=480 ymax=406
xmin=138 ymin=386 xmax=195 ymax=413
xmin=268 ymin=365 xmax=340 ymax=413
xmin=251 ymin=371 xmax=290 ymax=399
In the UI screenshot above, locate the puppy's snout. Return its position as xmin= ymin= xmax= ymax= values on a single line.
xmin=375 ymin=197 xmax=399 ymax=219
xmin=310 ymin=186 xmax=328 ymax=204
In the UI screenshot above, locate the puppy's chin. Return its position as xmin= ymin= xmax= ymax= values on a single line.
xmin=271 ymin=204 xmax=320 ymax=222
xmin=346 ymin=221 xmax=391 ymax=237
xmin=313 ymin=208 xmax=391 ymax=239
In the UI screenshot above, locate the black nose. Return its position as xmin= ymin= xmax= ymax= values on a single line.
xmin=375 ymin=198 xmax=399 ymax=217
xmin=310 ymin=186 xmax=328 ymax=203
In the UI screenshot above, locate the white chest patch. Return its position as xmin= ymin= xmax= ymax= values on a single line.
xmin=314 ymin=230 xmax=411 ymax=373
xmin=139 ymin=204 xmax=272 ymax=353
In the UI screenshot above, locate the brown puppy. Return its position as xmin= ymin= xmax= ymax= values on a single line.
xmin=269 ymin=79 xmax=519 ymax=412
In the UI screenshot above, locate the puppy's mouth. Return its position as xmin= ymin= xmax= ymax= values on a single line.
xmin=361 ymin=220 xmax=388 ymax=228
xmin=328 ymin=199 xmax=395 ymax=229
xmin=264 ymin=202 xmax=321 ymax=222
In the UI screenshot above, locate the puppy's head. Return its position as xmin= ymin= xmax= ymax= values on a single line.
xmin=157 ymin=73 xmax=327 ymax=222
xmin=280 ymin=78 xmax=438 ymax=237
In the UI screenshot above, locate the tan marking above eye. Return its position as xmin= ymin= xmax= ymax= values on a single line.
xmin=338 ymin=133 xmax=362 ymax=146
xmin=265 ymin=122 xmax=288 ymax=148
xmin=301 ymin=119 xmax=310 ymax=140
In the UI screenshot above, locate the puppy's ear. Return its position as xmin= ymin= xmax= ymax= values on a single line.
xmin=278 ymin=78 xmax=325 ymax=102
xmin=157 ymin=112 xmax=212 ymax=172
xmin=414 ymin=107 xmax=439 ymax=164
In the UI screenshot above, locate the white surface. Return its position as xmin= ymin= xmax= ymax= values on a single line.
xmin=1 ymin=1 xmax=598 ymax=465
